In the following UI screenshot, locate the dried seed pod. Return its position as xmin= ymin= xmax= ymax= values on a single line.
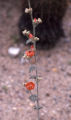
xmin=34 ymin=37 xmax=39 ymax=41
xmin=22 ymin=30 xmax=30 ymax=36
xmin=25 ymin=8 xmax=32 ymax=13
xmin=37 ymin=18 xmax=42 ymax=23
xmin=22 ymin=30 xmax=27 ymax=35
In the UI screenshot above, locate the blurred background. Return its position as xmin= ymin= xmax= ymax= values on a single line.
xmin=0 ymin=1 xmax=71 ymax=120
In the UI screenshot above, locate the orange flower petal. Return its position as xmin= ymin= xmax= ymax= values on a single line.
xmin=25 ymin=82 xmax=35 ymax=90
xmin=25 ymin=50 xmax=35 ymax=57
xmin=29 ymin=34 xmax=33 ymax=39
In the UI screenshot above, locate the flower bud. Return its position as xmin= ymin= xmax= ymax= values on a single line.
xmin=25 ymin=8 xmax=32 ymax=13
xmin=22 ymin=30 xmax=27 ymax=35
xmin=22 ymin=30 xmax=30 ymax=36
xmin=38 ymin=18 xmax=42 ymax=23
xmin=34 ymin=37 xmax=39 ymax=41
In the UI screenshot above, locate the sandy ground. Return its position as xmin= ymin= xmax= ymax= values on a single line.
xmin=0 ymin=1 xmax=71 ymax=120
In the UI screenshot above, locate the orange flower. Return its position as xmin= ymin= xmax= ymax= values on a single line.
xmin=25 ymin=50 xmax=35 ymax=57
xmin=25 ymin=82 xmax=35 ymax=90
xmin=29 ymin=33 xmax=33 ymax=39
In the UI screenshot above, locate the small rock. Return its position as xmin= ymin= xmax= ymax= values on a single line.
xmin=20 ymin=70 xmax=25 ymax=75
xmin=29 ymin=103 xmax=34 ymax=107
xmin=43 ymin=109 xmax=47 ymax=113
xmin=45 ymin=93 xmax=50 ymax=97
xmin=51 ymin=110 xmax=57 ymax=115
xmin=8 ymin=47 xmax=20 ymax=57
xmin=12 ymin=107 xmax=17 ymax=111
xmin=52 ymin=68 xmax=58 ymax=72
xmin=52 ymin=86 xmax=57 ymax=90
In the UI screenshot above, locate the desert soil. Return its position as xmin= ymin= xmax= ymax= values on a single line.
xmin=0 ymin=1 xmax=71 ymax=120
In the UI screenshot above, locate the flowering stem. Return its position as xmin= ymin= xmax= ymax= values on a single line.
xmin=27 ymin=0 xmax=40 ymax=120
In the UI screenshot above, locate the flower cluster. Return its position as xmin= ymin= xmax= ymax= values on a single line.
xmin=24 ymin=50 xmax=35 ymax=58
xmin=22 ymin=7 xmax=42 ymax=46
xmin=23 ymin=45 xmax=35 ymax=58
xmin=33 ymin=18 xmax=42 ymax=24
xmin=22 ymin=30 xmax=39 ymax=43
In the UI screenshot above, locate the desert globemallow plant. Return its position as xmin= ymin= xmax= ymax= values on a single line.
xmin=22 ymin=0 xmax=42 ymax=120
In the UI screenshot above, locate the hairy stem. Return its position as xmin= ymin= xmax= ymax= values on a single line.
xmin=27 ymin=0 xmax=40 ymax=120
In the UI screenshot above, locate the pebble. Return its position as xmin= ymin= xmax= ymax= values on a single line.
xmin=29 ymin=102 xmax=34 ymax=107
xmin=43 ymin=109 xmax=47 ymax=113
xmin=41 ymin=112 xmax=45 ymax=116
xmin=45 ymin=93 xmax=50 ymax=97
xmin=8 ymin=47 xmax=20 ymax=57
xmin=51 ymin=110 xmax=57 ymax=115
xmin=20 ymin=70 xmax=25 ymax=75
xmin=12 ymin=107 xmax=17 ymax=111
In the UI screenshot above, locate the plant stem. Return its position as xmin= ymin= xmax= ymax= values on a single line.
xmin=28 ymin=0 xmax=40 ymax=120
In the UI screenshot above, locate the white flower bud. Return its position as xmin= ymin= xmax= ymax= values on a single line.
xmin=22 ymin=30 xmax=27 ymax=35
xmin=26 ymin=31 xmax=30 ymax=35
xmin=34 ymin=37 xmax=39 ymax=41
xmin=25 ymin=8 xmax=29 ymax=13
xmin=38 ymin=18 xmax=42 ymax=23
xmin=25 ymin=8 xmax=32 ymax=13
xmin=22 ymin=30 xmax=30 ymax=36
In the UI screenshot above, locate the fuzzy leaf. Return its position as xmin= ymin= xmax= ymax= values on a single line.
xmin=34 ymin=106 xmax=42 ymax=110
xmin=37 ymin=76 xmax=42 ymax=80
xmin=30 ymin=75 xmax=37 ymax=79
xmin=29 ymin=94 xmax=37 ymax=102
xmin=29 ymin=65 xmax=36 ymax=73
xmin=26 ymin=39 xmax=32 ymax=44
